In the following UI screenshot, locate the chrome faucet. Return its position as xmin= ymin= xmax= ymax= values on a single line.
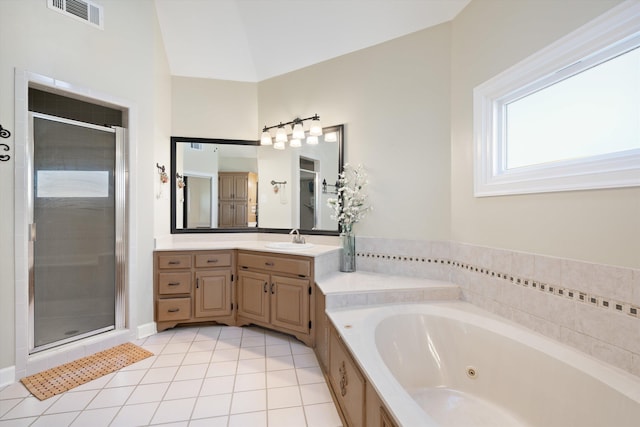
xmin=289 ymin=228 xmax=305 ymax=244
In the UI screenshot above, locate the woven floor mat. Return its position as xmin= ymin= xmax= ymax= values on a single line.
xmin=20 ymin=342 xmax=153 ymax=400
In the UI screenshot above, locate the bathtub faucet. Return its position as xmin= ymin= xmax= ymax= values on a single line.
xmin=289 ymin=228 xmax=305 ymax=244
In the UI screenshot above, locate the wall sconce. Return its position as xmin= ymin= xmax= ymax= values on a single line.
xmin=156 ymin=163 xmax=168 ymax=183
xmin=176 ymin=173 xmax=185 ymax=189
xmin=261 ymin=114 xmax=322 ymax=148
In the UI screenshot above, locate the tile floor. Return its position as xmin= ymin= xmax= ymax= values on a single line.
xmin=0 ymin=325 xmax=343 ymax=426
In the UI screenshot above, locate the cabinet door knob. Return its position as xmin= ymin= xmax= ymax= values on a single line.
xmin=263 ymin=282 xmax=268 ymax=293
xmin=270 ymin=283 xmax=275 ymax=295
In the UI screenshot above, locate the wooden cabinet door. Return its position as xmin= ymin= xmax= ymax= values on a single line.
xmin=233 ymin=174 xmax=248 ymax=200
xmin=218 ymin=201 xmax=234 ymax=227
xmin=237 ymin=270 xmax=269 ymax=323
xmin=233 ymin=202 xmax=248 ymax=226
xmin=330 ymin=328 xmax=366 ymax=427
xmin=270 ymin=275 xmax=310 ymax=334
xmin=195 ymin=270 xmax=232 ymax=318
xmin=218 ymin=174 xmax=235 ymax=200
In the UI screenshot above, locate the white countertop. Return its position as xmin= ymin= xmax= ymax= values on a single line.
xmin=154 ymin=239 xmax=340 ymax=258
xmin=316 ymin=270 xmax=458 ymax=295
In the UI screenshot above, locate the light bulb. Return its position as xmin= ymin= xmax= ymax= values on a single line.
xmin=292 ymin=123 xmax=305 ymax=139
xmin=260 ymin=130 xmax=272 ymax=145
xmin=309 ymin=118 xmax=322 ymax=136
xmin=275 ymin=127 xmax=288 ymax=143
xmin=324 ymin=132 xmax=337 ymax=142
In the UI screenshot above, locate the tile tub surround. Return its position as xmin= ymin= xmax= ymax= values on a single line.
xmin=354 ymin=237 xmax=640 ymax=377
xmin=316 ymin=271 xmax=460 ymax=309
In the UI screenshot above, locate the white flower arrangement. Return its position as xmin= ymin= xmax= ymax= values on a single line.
xmin=328 ymin=163 xmax=371 ymax=234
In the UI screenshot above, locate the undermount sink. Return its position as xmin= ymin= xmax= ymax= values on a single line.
xmin=265 ymin=242 xmax=315 ymax=250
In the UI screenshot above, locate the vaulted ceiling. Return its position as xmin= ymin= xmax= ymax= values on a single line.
xmin=154 ymin=0 xmax=471 ymax=82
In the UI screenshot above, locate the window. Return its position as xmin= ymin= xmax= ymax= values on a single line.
xmin=473 ymin=2 xmax=640 ymax=196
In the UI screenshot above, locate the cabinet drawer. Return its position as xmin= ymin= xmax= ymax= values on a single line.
xmin=157 ymin=254 xmax=192 ymax=269
xmin=195 ymin=252 xmax=232 ymax=268
xmin=158 ymin=272 xmax=192 ymax=294
xmin=157 ymin=298 xmax=191 ymax=321
xmin=330 ymin=328 xmax=366 ymax=427
xmin=238 ymin=252 xmax=311 ymax=277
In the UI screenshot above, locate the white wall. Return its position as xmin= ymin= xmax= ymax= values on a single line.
xmin=450 ymin=0 xmax=638 ymax=268
xmin=0 ymin=0 xmax=171 ymax=371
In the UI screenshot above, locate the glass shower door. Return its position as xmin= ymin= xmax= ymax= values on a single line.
xmin=30 ymin=113 xmax=123 ymax=352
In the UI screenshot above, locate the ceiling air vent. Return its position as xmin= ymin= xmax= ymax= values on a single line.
xmin=47 ymin=0 xmax=104 ymax=30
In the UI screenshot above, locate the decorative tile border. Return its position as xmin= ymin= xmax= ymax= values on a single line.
xmin=356 ymin=251 xmax=640 ymax=319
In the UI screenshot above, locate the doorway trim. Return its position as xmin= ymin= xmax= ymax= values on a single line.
xmin=14 ymin=69 xmax=138 ymax=380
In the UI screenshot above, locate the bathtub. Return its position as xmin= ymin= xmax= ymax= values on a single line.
xmin=327 ymin=301 xmax=640 ymax=427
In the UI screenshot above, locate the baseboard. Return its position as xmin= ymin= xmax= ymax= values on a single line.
xmin=0 ymin=365 xmax=16 ymax=388
xmin=137 ymin=322 xmax=157 ymax=340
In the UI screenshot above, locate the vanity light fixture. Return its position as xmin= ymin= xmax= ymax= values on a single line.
xmin=260 ymin=114 xmax=323 ymax=148
xmin=260 ymin=130 xmax=273 ymax=145
xmin=275 ymin=125 xmax=288 ymax=143
xmin=292 ymin=119 xmax=305 ymax=140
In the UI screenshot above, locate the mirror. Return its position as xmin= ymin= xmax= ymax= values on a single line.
xmin=170 ymin=125 xmax=343 ymax=235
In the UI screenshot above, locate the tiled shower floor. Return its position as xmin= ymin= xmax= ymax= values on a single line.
xmin=0 ymin=325 xmax=343 ymax=426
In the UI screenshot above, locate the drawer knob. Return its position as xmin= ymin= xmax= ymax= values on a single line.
xmin=207 ymin=259 xmax=219 ymax=263
xmin=168 ymin=282 xmax=181 ymax=286
xmin=168 ymin=260 xmax=181 ymax=265
xmin=265 ymin=262 xmax=275 ymax=267
xmin=168 ymin=308 xmax=180 ymax=313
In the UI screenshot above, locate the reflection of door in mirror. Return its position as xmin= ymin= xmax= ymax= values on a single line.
xmin=218 ymin=172 xmax=257 ymax=228
xmin=184 ymin=175 xmax=212 ymax=228
xmin=299 ymin=158 xmax=318 ymax=230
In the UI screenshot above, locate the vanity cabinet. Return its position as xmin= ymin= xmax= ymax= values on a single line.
xmin=325 ymin=319 xmax=399 ymax=427
xmin=154 ymin=250 xmax=235 ymax=332
xmin=236 ymin=250 xmax=314 ymax=346
xmin=314 ymin=287 xmax=329 ymax=371
xmin=329 ymin=326 xmax=366 ymax=427
xmin=218 ymin=172 xmax=257 ymax=228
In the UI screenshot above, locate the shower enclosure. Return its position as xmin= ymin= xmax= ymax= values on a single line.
xmin=29 ymin=112 xmax=126 ymax=353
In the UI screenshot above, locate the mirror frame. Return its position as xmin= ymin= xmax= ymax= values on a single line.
xmin=170 ymin=125 xmax=344 ymax=235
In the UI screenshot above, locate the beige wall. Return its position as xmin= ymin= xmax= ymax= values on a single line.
xmin=171 ymin=76 xmax=258 ymax=140
xmin=450 ymin=0 xmax=638 ymax=268
xmin=0 ymin=0 xmax=171 ymax=370
xmin=257 ymin=23 xmax=453 ymax=241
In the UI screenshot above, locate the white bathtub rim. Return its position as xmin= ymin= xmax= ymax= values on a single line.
xmin=327 ymin=301 xmax=640 ymax=427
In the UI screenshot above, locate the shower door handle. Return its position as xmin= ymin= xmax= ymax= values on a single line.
xmin=29 ymin=223 xmax=37 ymax=241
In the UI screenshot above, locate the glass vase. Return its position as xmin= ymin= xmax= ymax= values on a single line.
xmin=340 ymin=233 xmax=356 ymax=272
